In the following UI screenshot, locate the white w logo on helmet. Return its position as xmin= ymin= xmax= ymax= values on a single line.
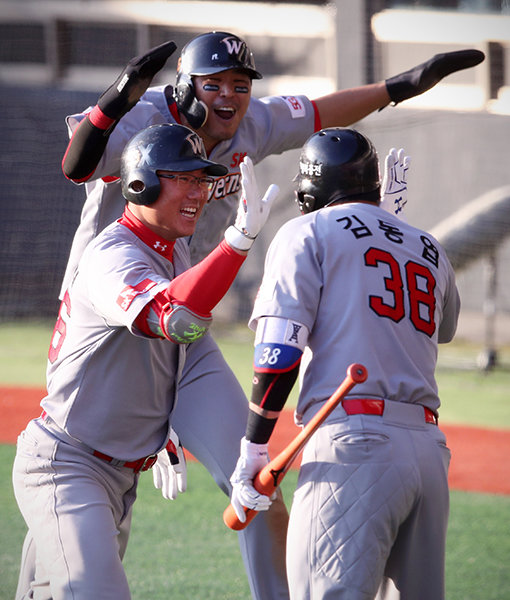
xmin=221 ymin=36 xmax=245 ymax=57
xmin=186 ymin=133 xmax=204 ymax=156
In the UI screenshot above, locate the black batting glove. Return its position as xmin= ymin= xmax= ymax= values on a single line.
xmin=97 ymin=40 xmax=177 ymax=122
xmin=385 ymin=49 xmax=485 ymax=105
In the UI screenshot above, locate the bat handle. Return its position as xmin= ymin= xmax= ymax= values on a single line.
xmin=223 ymin=503 xmax=258 ymax=531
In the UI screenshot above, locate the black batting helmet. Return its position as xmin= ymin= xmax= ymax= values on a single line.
xmin=120 ymin=123 xmax=227 ymax=206
xmin=174 ymin=31 xmax=262 ymax=129
xmin=295 ymin=128 xmax=380 ymax=214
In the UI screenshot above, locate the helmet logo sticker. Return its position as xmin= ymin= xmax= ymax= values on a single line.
xmin=299 ymin=161 xmax=322 ymax=177
xmin=186 ymin=133 xmax=204 ymax=156
xmin=138 ymin=143 xmax=155 ymax=166
xmin=221 ymin=36 xmax=246 ymax=57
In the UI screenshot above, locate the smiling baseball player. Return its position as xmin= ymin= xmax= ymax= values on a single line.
xmin=13 ymin=32 xmax=482 ymax=600
xmin=12 ymin=123 xmax=277 ymax=599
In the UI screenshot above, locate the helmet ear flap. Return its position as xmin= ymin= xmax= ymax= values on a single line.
xmin=174 ymin=74 xmax=208 ymax=129
xmin=295 ymin=191 xmax=316 ymax=214
xmin=124 ymin=170 xmax=160 ymax=205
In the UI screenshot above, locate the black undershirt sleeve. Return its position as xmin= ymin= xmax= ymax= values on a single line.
xmin=245 ymin=363 xmax=300 ymax=444
xmin=61 ymin=116 xmax=111 ymax=182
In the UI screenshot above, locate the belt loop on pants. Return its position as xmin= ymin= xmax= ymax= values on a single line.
xmin=40 ymin=410 xmax=158 ymax=472
xmin=341 ymin=399 xmax=438 ymax=425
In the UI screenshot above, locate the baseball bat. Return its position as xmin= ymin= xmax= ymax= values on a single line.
xmin=223 ymin=362 xmax=368 ymax=531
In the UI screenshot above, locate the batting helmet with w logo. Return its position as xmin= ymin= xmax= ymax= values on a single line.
xmin=174 ymin=31 xmax=262 ymax=128
xmin=121 ymin=123 xmax=227 ymax=205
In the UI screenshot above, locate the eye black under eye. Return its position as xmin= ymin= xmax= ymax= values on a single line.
xmin=235 ymin=86 xmax=249 ymax=93
xmin=202 ymin=84 xmax=219 ymax=91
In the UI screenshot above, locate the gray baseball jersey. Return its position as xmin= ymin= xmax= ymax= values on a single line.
xmin=44 ymin=220 xmax=190 ymax=459
xmin=250 ymin=202 xmax=459 ymax=423
xmin=29 ymin=85 xmax=317 ymax=600
xmin=62 ymin=84 xmax=316 ymax=290
xmin=13 ymin=216 xmax=192 ymax=598
xmin=249 ymin=202 xmax=460 ymax=599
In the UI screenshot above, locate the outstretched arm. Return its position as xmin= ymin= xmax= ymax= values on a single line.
xmin=314 ymin=49 xmax=485 ymax=128
xmin=134 ymin=158 xmax=279 ymax=343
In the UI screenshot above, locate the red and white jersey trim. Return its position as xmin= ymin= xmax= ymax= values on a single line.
xmin=118 ymin=207 xmax=175 ymax=260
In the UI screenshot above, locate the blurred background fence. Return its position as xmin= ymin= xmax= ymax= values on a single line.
xmin=1 ymin=0 xmax=509 ymax=355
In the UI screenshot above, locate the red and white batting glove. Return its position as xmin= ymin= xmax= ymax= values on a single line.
xmin=152 ymin=428 xmax=187 ymax=500
xmin=230 ymin=437 xmax=273 ymax=522
xmin=380 ymin=147 xmax=411 ymax=222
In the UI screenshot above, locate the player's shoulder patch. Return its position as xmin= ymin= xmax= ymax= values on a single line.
xmin=117 ymin=278 xmax=158 ymax=311
xmin=281 ymin=96 xmax=306 ymax=119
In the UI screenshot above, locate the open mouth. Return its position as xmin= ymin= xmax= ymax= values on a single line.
xmin=214 ymin=106 xmax=236 ymax=121
xmin=180 ymin=207 xmax=198 ymax=219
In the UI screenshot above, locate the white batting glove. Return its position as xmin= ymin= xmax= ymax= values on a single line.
xmin=152 ymin=428 xmax=187 ymax=500
xmin=230 ymin=437 xmax=273 ymax=522
xmin=380 ymin=147 xmax=411 ymax=221
xmin=224 ymin=156 xmax=279 ymax=251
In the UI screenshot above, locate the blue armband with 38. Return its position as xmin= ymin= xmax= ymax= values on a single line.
xmin=254 ymin=343 xmax=303 ymax=373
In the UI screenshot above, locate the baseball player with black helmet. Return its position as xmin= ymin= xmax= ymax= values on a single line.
xmin=17 ymin=32 xmax=481 ymax=599
xmin=229 ymin=127 xmax=460 ymax=599
xmin=12 ymin=122 xmax=278 ymax=599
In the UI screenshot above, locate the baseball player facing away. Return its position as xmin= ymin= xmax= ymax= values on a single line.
xmin=230 ymin=128 xmax=461 ymax=600
xmin=12 ymin=122 xmax=278 ymax=600
xmin=15 ymin=33 xmax=481 ymax=600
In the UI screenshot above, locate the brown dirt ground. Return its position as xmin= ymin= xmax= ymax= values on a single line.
xmin=2 ymin=386 xmax=509 ymax=496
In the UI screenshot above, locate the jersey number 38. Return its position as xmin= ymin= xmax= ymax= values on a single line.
xmin=365 ymin=247 xmax=436 ymax=337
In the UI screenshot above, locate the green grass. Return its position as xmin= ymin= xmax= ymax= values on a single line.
xmin=0 ymin=321 xmax=53 ymax=386
xmin=1 ymin=320 xmax=510 ymax=598
xmin=2 ymin=443 xmax=510 ymax=600
xmin=0 ymin=444 xmax=294 ymax=600
xmin=1 ymin=319 xmax=510 ymax=429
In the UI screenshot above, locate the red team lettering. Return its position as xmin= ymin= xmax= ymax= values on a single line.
xmin=230 ymin=152 xmax=247 ymax=167
xmin=48 ymin=291 xmax=71 ymax=363
xmin=364 ymin=247 xmax=437 ymax=337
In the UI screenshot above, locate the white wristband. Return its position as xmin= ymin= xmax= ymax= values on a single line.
xmin=224 ymin=225 xmax=255 ymax=252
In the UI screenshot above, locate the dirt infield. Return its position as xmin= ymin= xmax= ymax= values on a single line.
xmin=2 ymin=386 xmax=509 ymax=496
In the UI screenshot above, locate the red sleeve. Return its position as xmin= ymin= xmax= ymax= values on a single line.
xmin=311 ymin=100 xmax=322 ymax=132
xmin=134 ymin=240 xmax=246 ymax=337
xmin=166 ymin=240 xmax=246 ymax=314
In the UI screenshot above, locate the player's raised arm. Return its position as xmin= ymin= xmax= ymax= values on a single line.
xmin=134 ymin=155 xmax=279 ymax=344
xmin=314 ymin=49 xmax=485 ymax=128
xmin=62 ymin=41 xmax=177 ymax=182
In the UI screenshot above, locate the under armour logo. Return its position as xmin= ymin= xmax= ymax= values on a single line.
xmin=186 ymin=133 xmax=203 ymax=156
xmin=394 ymin=196 xmax=408 ymax=214
xmin=153 ymin=241 xmax=168 ymax=252
xmin=138 ymin=143 xmax=154 ymax=166
xmin=221 ymin=36 xmax=245 ymax=57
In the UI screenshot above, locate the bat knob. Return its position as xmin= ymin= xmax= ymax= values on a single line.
xmin=348 ymin=363 xmax=368 ymax=383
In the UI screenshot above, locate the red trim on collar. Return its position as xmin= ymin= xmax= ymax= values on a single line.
xmin=119 ymin=207 xmax=175 ymax=260
xmin=169 ymin=100 xmax=181 ymax=123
